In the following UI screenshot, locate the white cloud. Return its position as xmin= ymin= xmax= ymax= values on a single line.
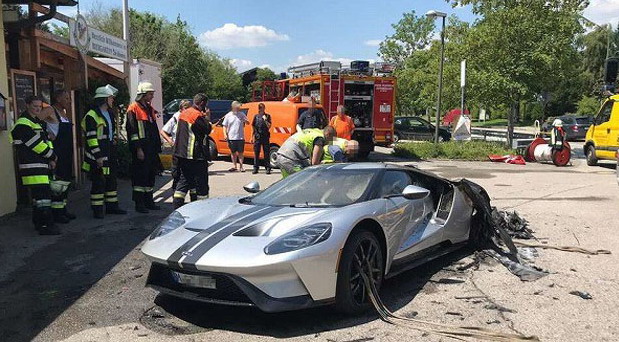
xmin=229 ymin=58 xmax=253 ymax=70
xmin=583 ymin=0 xmax=619 ymax=27
xmin=199 ymin=23 xmax=289 ymax=49
xmin=364 ymin=39 xmax=382 ymax=47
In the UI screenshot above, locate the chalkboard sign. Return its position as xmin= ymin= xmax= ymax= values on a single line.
xmin=11 ymin=69 xmax=37 ymax=117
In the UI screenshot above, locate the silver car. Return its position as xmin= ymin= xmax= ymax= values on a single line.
xmin=142 ymin=163 xmax=475 ymax=314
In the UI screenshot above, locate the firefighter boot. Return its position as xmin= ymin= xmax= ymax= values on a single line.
xmin=93 ymin=205 xmax=105 ymax=219
xmin=39 ymin=209 xmax=61 ymax=235
xmin=53 ymin=208 xmax=70 ymax=224
xmin=106 ymin=202 xmax=128 ymax=215
xmin=145 ymin=192 xmax=161 ymax=210
xmin=189 ymin=190 xmax=198 ymax=202
xmin=135 ymin=192 xmax=149 ymax=214
xmin=173 ymin=197 xmax=185 ymax=209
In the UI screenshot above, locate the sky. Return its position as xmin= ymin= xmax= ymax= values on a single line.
xmin=59 ymin=0 xmax=619 ymax=73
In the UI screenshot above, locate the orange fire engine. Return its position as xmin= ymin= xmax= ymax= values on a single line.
xmin=251 ymin=61 xmax=397 ymax=158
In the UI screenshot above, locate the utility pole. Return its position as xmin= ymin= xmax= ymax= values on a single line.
xmin=426 ymin=10 xmax=447 ymax=144
xmin=121 ymin=0 xmax=131 ymax=136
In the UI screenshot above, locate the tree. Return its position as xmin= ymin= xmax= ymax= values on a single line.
xmin=379 ymin=11 xmax=435 ymax=66
xmin=450 ymin=0 xmax=587 ymax=144
xmin=85 ymin=7 xmax=244 ymax=104
xmin=576 ymin=95 xmax=602 ymax=115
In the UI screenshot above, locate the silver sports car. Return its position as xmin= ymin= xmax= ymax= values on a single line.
xmin=142 ymin=163 xmax=476 ymax=314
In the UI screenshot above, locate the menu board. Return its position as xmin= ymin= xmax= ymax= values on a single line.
xmin=11 ymin=69 xmax=37 ymax=117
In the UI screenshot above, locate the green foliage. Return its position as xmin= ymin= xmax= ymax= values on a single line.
xmin=393 ymin=140 xmax=514 ymax=161
xmin=85 ymin=7 xmax=244 ymax=104
xmin=379 ymin=11 xmax=435 ymax=66
xmin=51 ymin=23 xmax=69 ymax=38
xmin=576 ymin=96 xmax=602 ymax=115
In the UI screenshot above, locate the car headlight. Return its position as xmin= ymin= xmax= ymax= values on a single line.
xmin=264 ymin=223 xmax=332 ymax=255
xmin=150 ymin=211 xmax=185 ymax=240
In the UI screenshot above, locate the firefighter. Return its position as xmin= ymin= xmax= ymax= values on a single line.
xmin=82 ymin=85 xmax=127 ymax=219
xmin=126 ymin=82 xmax=162 ymax=213
xmin=173 ymin=93 xmax=211 ymax=209
xmin=10 ymin=95 xmax=60 ymax=234
xmin=275 ymin=126 xmax=336 ymax=178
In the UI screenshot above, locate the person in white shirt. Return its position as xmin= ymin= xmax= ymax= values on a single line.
xmin=160 ymin=100 xmax=191 ymax=145
xmin=222 ymin=101 xmax=249 ymax=172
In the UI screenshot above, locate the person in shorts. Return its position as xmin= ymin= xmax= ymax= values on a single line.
xmin=222 ymin=101 xmax=249 ymax=172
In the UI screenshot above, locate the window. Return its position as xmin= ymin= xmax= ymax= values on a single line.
xmin=377 ymin=171 xmax=412 ymax=197
xmin=409 ymin=118 xmax=428 ymax=127
xmin=595 ymin=101 xmax=613 ymax=125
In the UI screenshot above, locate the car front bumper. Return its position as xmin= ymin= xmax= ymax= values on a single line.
xmin=146 ymin=263 xmax=334 ymax=312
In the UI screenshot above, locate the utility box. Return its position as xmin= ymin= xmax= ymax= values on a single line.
xmin=130 ymin=59 xmax=163 ymax=128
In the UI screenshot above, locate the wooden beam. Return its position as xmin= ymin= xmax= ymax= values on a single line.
xmin=85 ymin=56 xmax=126 ymax=80
xmin=37 ymin=36 xmax=78 ymax=60
xmin=30 ymin=2 xmax=72 ymax=23
xmin=33 ymin=29 xmax=70 ymax=46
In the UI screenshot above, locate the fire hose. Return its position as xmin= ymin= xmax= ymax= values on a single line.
xmin=359 ymin=263 xmax=540 ymax=341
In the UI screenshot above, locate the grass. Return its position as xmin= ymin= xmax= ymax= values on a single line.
xmin=393 ymin=140 xmax=515 ymax=161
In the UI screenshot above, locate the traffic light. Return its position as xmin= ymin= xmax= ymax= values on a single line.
xmin=604 ymin=57 xmax=619 ymax=84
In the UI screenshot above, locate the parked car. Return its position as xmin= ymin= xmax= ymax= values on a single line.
xmin=393 ymin=116 xmax=451 ymax=142
xmin=541 ymin=115 xmax=592 ymax=141
xmin=142 ymin=163 xmax=479 ymax=314
xmin=163 ymin=99 xmax=192 ymax=124
xmin=585 ymin=95 xmax=619 ymax=166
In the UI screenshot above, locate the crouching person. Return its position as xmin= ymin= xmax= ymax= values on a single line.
xmin=322 ymin=138 xmax=359 ymax=163
xmin=275 ymin=126 xmax=335 ymax=178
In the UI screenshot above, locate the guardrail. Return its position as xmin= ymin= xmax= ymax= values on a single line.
xmin=470 ymin=127 xmax=538 ymax=148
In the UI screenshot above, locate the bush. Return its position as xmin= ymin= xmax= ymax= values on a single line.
xmin=115 ymin=140 xmax=132 ymax=179
xmin=393 ymin=140 xmax=515 ymax=161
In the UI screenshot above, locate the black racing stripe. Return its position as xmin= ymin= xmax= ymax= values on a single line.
xmin=166 ymin=206 xmax=264 ymax=268
xmin=180 ymin=206 xmax=283 ymax=270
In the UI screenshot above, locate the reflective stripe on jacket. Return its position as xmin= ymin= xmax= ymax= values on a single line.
xmin=81 ymin=108 xmax=113 ymax=173
xmin=126 ymin=102 xmax=161 ymax=154
xmin=173 ymin=107 xmax=212 ymax=160
xmin=10 ymin=113 xmax=55 ymax=185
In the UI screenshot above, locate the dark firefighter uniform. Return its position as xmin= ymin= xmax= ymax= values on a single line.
xmin=173 ymin=107 xmax=211 ymax=208
xmin=81 ymin=107 xmax=125 ymax=217
xmin=126 ymin=101 xmax=162 ymax=212
xmin=10 ymin=112 xmax=59 ymax=234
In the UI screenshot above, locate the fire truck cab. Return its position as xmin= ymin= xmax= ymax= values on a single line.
xmin=252 ymin=61 xmax=397 ymax=158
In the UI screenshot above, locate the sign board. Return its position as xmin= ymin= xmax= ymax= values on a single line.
xmin=460 ymin=59 xmax=466 ymax=88
xmin=11 ymin=69 xmax=37 ymax=117
xmin=69 ymin=15 xmax=129 ymax=62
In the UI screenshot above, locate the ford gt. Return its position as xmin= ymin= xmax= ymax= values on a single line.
xmin=142 ymin=163 xmax=476 ymax=314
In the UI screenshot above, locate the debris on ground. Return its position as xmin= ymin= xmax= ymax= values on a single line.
xmin=492 ymin=210 xmax=535 ymax=239
xmin=488 ymin=154 xmax=526 ymax=165
xmin=569 ymin=291 xmax=593 ymax=300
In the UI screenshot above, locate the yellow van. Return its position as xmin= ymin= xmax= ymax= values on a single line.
xmin=585 ymin=94 xmax=619 ymax=166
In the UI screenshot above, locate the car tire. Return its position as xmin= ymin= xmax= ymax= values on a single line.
xmin=586 ymin=146 xmax=598 ymax=166
xmin=335 ymin=230 xmax=384 ymax=315
xmin=393 ymin=133 xmax=400 ymax=143
xmin=208 ymin=139 xmax=218 ymax=161
xmin=438 ymin=135 xmax=445 ymax=143
xmin=269 ymin=145 xmax=279 ymax=169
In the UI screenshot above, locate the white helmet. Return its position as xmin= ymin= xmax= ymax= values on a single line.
xmin=136 ymin=82 xmax=156 ymax=95
xmin=93 ymin=84 xmax=118 ymax=99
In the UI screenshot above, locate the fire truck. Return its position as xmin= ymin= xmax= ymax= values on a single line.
xmin=251 ymin=60 xmax=397 ymax=158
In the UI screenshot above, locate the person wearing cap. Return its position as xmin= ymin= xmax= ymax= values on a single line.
xmin=10 ymin=95 xmax=60 ymax=235
xmin=222 ymin=101 xmax=249 ymax=172
xmin=81 ymin=85 xmax=127 ymax=219
xmin=126 ymin=82 xmax=163 ymax=213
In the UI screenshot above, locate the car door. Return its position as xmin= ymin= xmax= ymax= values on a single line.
xmin=409 ymin=117 xmax=433 ymax=141
xmin=394 ymin=118 xmax=411 ymax=140
xmin=591 ymin=100 xmax=614 ymax=159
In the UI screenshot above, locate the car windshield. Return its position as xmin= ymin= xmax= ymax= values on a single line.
xmin=250 ymin=167 xmax=377 ymax=207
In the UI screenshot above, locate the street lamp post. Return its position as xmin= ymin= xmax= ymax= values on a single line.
xmin=426 ymin=10 xmax=447 ymax=143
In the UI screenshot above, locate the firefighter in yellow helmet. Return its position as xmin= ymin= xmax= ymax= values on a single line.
xmin=126 ymin=82 xmax=162 ymax=213
xmin=81 ymin=84 xmax=127 ymax=219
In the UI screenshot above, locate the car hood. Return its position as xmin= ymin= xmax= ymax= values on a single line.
xmin=177 ymin=196 xmax=336 ymax=237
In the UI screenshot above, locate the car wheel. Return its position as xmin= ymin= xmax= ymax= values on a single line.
xmin=269 ymin=145 xmax=279 ymax=169
xmin=335 ymin=230 xmax=384 ymax=315
xmin=586 ymin=146 xmax=598 ymax=166
xmin=208 ymin=139 xmax=218 ymax=160
xmin=438 ymin=135 xmax=445 ymax=143
xmin=393 ymin=133 xmax=400 ymax=143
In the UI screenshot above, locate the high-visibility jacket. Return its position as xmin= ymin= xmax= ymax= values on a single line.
xmin=173 ymin=107 xmax=212 ymax=160
xmin=126 ymin=102 xmax=161 ymax=155
xmin=294 ymin=128 xmax=325 ymax=157
xmin=81 ymin=107 xmax=114 ymax=174
xmin=10 ymin=112 xmax=56 ymax=185
xmin=322 ymin=138 xmax=348 ymax=163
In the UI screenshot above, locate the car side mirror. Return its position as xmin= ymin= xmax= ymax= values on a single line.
xmin=402 ymin=185 xmax=430 ymax=200
xmin=243 ymin=182 xmax=260 ymax=193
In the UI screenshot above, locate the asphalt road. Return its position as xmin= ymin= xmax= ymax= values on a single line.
xmin=1 ymin=148 xmax=617 ymax=342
